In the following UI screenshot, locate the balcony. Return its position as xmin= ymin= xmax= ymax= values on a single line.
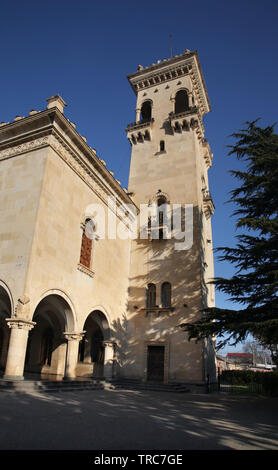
xmin=168 ymin=107 xmax=204 ymax=139
xmin=202 ymin=190 xmax=215 ymax=218
xmin=126 ymin=118 xmax=154 ymax=144
xmin=202 ymin=139 xmax=213 ymax=168
xmin=140 ymin=306 xmax=175 ymax=317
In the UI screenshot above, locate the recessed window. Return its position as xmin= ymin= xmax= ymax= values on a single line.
xmin=79 ymin=218 xmax=95 ymax=269
xmin=160 ymin=140 xmax=165 ymax=152
xmin=146 ymin=283 xmax=156 ymax=308
xmin=175 ymin=90 xmax=189 ymax=114
xmin=140 ymin=100 xmax=152 ymax=121
xmin=161 ymin=282 xmax=171 ymax=307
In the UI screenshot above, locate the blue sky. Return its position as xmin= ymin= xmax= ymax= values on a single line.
xmin=1 ymin=0 xmax=277 ymax=353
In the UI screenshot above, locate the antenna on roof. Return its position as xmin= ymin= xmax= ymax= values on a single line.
xmin=170 ymin=33 xmax=173 ymax=58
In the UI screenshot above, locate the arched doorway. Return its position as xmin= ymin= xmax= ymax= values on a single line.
xmin=0 ymin=284 xmax=12 ymax=374
xmin=25 ymin=294 xmax=75 ymax=379
xmin=77 ymin=310 xmax=110 ymax=378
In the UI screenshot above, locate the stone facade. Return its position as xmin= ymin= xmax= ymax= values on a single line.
xmin=0 ymin=50 xmax=216 ymax=384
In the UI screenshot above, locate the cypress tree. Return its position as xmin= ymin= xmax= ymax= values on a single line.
xmin=183 ymin=121 xmax=278 ymax=361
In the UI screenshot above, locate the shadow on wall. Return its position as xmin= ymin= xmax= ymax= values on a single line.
xmin=111 ymin=205 xmax=215 ymax=382
xmin=0 ymin=204 xmax=215 ymax=382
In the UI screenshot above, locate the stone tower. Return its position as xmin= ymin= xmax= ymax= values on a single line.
xmin=124 ymin=50 xmax=216 ymax=385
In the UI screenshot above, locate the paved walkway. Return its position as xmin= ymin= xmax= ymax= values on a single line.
xmin=0 ymin=389 xmax=277 ymax=450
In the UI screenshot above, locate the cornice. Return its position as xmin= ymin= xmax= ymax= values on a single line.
xmin=0 ymin=108 xmax=138 ymax=215
xmin=127 ymin=50 xmax=210 ymax=115
xmin=127 ymin=51 xmax=196 ymax=80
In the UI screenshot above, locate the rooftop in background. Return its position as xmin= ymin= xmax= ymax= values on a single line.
xmin=226 ymin=353 xmax=252 ymax=357
xmin=226 ymin=353 xmax=253 ymax=363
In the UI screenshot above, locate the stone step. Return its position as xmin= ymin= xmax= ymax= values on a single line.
xmin=0 ymin=378 xmax=190 ymax=394
xmin=0 ymin=378 xmax=109 ymax=394
xmin=107 ymin=379 xmax=190 ymax=393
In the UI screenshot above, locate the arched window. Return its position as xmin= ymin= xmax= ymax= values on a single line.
xmin=174 ymin=90 xmax=189 ymax=114
xmin=161 ymin=282 xmax=171 ymax=307
xmin=146 ymin=283 xmax=156 ymax=308
xmin=79 ymin=218 xmax=95 ymax=269
xmin=157 ymin=196 xmax=167 ymax=229
xmin=141 ymin=100 xmax=152 ymax=122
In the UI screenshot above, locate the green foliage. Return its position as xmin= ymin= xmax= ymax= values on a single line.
xmin=182 ymin=121 xmax=278 ymax=352
xmin=220 ymin=370 xmax=278 ymax=395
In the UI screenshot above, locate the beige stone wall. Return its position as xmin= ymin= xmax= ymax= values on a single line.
xmin=123 ymin=61 xmax=216 ymax=383
xmin=25 ymin=145 xmax=131 ymax=333
xmin=0 ymin=148 xmax=48 ymax=310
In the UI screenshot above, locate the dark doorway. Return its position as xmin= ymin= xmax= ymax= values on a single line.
xmin=78 ymin=310 xmax=109 ymax=378
xmin=147 ymin=346 xmax=165 ymax=382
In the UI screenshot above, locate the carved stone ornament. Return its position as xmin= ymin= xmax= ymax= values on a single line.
xmin=14 ymin=294 xmax=30 ymax=320
xmin=0 ymin=136 xmax=49 ymax=161
xmin=63 ymin=331 xmax=85 ymax=342
xmin=6 ymin=318 xmax=36 ymax=331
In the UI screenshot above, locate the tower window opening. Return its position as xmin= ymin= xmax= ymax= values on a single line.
xmin=157 ymin=196 xmax=167 ymax=226
xmin=160 ymin=140 xmax=165 ymax=152
xmin=79 ymin=218 xmax=95 ymax=269
xmin=146 ymin=283 xmax=156 ymax=308
xmin=161 ymin=282 xmax=171 ymax=307
xmin=140 ymin=101 xmax=152 ymax=122
xmin=175 ymin=90 xmax=189 ymax=114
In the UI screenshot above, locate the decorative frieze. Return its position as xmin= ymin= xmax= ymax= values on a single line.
xmin=0 ymin=135 xmax=49 ymax=161
xmin=77 ymin=262 xmax=95 ymax=278
xmin=128 ymin=52 xmax=210 ymax=117
xmin=132 ymin=64 xmax=190 ymax=92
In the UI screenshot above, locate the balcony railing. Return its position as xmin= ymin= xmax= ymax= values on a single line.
xmin=202 ymin=189 xmax=215 ymax=218
xmin=126 ymin=118 xmax=154 ymax=132
xmin=168 ymin=106 xmax=198 ymax=120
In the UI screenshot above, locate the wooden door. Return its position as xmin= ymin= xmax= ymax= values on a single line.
xmin=147 ymin=346 xmax=165 ymax=382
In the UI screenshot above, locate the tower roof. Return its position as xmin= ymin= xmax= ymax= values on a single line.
xmin=127 ymin=50 xmax=211 ymax=115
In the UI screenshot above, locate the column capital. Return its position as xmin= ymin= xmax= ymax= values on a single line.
xmin=6 ymin=318 xmax=36 ymax=331
xmin=103 ymin=340 xmax=116 ymax=349
xmin=63 ymin=331 xmax=85 ymax=342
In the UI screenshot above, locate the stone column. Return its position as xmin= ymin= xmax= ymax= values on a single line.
xmin=188 ymin=92 xmax=193 ymax=107
xmin=135 ymin=108 xmax=141 ymax=123
xmin=4 ymin=318 xmax=36 ymax=381
xmin=63 ymin=332 xmax=85 ymax=380
xmin=103 ymin=341 xmax=115 ymax=379
xmin=170 ymin=96 xmax=176 ymax=113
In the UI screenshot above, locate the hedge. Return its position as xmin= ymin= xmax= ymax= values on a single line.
xmin=220 ymin=370 xmax=278 ymax=395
